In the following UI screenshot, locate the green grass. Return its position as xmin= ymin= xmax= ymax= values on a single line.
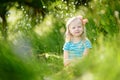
xmin=50 ymin=34 xmax=120 ymax=80
xmin=0 ymin=0 xmax=120 ymax=80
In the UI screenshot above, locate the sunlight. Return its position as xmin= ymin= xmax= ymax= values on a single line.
xmin=34 ymin=15 xmax=53 ymax=36
xmin=0 ymin=17 xmax=2 ymax=23
xmin=7 ymin=5 xmax=23 ymax=41
xmin=7 ymin=6 xmax=23 ymax=27
xmin=81 ymin=71 xmax=94 ymax=80
xmin=0 ymin=0 xmax=120 ymax=80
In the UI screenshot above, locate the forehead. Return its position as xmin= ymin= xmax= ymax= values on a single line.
xmin=69 ymin=19 xmax=82 ymax=27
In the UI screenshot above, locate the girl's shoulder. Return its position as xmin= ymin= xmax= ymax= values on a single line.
xmin=63 ymin=41 xmax=72 ymax=50
xmin=84 ymin=38 xmax=92 ymax=48
xmin=85 ymin=38 xmax=90 ymax=41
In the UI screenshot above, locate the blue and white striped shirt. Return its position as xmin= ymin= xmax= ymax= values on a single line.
xmin=63 ymin=39 xmax=92 ymax=59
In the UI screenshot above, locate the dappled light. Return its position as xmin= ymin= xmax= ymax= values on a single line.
xmin=34 ymin=15 xmax=53 ymax=36
xmin=7 ymin=7 xmax=23 ymax=26
xmin=0 ymin=0 xmax=120 ymax=80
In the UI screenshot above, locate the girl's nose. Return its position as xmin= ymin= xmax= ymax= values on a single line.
xmin=75 ymin=27 xmax=79 ymax=30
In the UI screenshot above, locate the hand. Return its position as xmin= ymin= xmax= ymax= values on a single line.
xmin=64 ymin=59 xmax=70 ymax=66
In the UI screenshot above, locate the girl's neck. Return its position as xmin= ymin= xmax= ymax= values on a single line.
xmin=71 ymin=36 xmax=81 ymax=43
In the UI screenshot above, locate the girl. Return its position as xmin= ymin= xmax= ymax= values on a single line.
xmin=63 ymin=16 xmax=92 ymax=66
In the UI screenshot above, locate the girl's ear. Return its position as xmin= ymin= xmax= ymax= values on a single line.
xmin=83 ymin=19 xmax=88 ymax=25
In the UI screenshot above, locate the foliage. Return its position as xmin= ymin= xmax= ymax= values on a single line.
xmin=0 ymin=41 xmax=38 ymax=80
xmin=0 ymin=0 xmax=120 ymax=80
xmin=0 ymin=40 xmax=63 ymax=80
xmin=50 ymin=34 xmax=120 ymax=80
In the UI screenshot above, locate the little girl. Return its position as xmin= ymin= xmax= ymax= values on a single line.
xmin=63 ymin=16 xmax=92 ymax=66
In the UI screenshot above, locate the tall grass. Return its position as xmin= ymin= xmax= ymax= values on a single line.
xmin=0 ymin=0 xmax=120 ymax=80
xmin=0 ymin=40 xmax=63 ymax=80
xmin=50 ymin=34 xmax=120 ymax=80
xmin=0 ymin=34 xmax=119 ymax=80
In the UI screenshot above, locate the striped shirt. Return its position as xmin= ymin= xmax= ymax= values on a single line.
xmin=63 ymin=39 xmax=92 ymax=59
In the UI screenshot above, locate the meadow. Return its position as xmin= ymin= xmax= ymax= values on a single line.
xmin=0 ymin=0 xmax=120 ymax=80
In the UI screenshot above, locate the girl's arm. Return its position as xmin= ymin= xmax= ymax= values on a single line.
xmin=83 ymin=39 xmax=92 ymax=57
xmin=63 ymin=50 xmax=70 ymax=66
xmin=83 ymin=48 xmax=90 ymax=56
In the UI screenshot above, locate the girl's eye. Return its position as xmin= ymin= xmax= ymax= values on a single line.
xmin=78 ymin=26 xmax=81 ymax=28
xmin=72 ymin=27 xmax=75 ymax=29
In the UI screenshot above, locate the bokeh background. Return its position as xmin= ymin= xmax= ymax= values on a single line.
xmin=0 ymin=0 xmax=120 ymax=80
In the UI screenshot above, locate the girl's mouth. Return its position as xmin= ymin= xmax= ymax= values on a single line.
xmin=75 ymin=32 xmax=80 ymax=33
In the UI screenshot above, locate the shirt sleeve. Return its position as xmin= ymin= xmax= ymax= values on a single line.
xmin=85 ymin=39 xmax=92 ymax=48
xmin=63 ymin=42 xmax=70 ymax=51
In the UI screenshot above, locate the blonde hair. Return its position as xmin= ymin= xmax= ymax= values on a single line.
xmin=65 ymin=16 xmax=88 ymax=42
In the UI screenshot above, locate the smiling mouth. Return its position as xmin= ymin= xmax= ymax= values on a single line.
xmin=75 ymin=32 xmax=80 ymax=33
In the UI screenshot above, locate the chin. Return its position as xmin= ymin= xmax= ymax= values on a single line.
xmin=74 ymin=35 xmax=81 ymax=37
xmin=75 ymin=33 xmax=82 ymax=36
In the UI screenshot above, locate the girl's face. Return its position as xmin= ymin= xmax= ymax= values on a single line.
xmin=69 ymin=19 xmax=84 ymax=37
